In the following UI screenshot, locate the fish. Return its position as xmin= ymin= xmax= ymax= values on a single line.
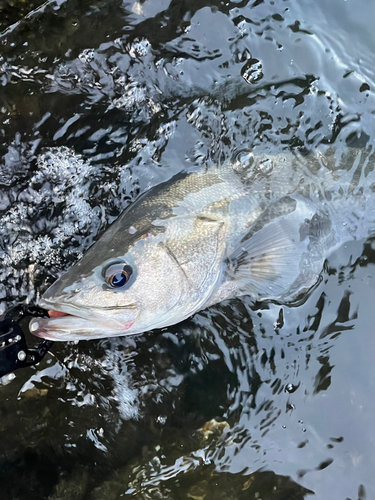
xmin=29 ymin=148 xmax=375 ymax=341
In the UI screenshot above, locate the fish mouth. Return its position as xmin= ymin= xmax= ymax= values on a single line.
xmin=29 ymin=299 xmax=139 ymax=341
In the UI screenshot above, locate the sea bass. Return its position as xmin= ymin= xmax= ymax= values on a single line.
xmin=30 ymin=148 xmax=375 ymax=341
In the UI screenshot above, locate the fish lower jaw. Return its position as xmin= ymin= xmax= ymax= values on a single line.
xmin=29 ymin=300 xmax=139 ymax=340
xmin=29 ymin=315 xmax=137 ymax=341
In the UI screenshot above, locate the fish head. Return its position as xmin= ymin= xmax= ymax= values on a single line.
xmin=29 ymin=211 xmax=226 ymax=341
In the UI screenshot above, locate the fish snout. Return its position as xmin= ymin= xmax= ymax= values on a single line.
xmin=42 ymin=279 xmax=84 ymax=304
xmin=29 ymin=304 xmax=139 ymax=340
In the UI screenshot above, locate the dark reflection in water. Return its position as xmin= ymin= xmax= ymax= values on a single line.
xmin=1 ymin=239 xmax=373 ymax=499
xmin=0 ymin=0 xmax=374 ymax=499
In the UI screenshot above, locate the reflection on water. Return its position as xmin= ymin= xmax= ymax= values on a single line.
xmin=0 ymin=0 xmax=374 ymax=499
xmin=1 ymin=239 xmax=373 ymax=499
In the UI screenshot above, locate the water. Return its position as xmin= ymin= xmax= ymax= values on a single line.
xmin=0 ymin=0 xmax=374 ymax=499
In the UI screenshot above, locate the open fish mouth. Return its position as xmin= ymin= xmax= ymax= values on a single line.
xmin=29 ymin=300 xmax=138 ymax=341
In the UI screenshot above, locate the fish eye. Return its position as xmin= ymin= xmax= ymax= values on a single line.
xmin=103 ymin=261 xmax=133 ymax=289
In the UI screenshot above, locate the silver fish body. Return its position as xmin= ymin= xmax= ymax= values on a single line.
xmin=30 ymin=149 xmax=375 ymax=341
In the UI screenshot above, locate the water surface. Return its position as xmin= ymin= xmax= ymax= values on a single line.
xmin=0 ymin=0 xmax=374 ymax=499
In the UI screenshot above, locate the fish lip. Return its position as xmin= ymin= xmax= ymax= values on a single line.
xmin=39 ymin=298 xmax=82 ymax=317
xmin=36 ymin=298 xmax=138 ymax=332
xmin=38 ymin=298 xmax=137 ymax=317
xmin=31 ymin=327 xmax=62 ymax=341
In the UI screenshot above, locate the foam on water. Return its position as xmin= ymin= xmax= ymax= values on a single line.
xmin=0 ymin=148 xmax=101 ymax=306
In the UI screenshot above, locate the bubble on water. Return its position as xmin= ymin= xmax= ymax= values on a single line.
xmin=285 ymin=383 xmax=300 ymax=394
xmin=255 ymin=156 xmax=274 ymax=175
xmin=156 ymin=415 xmax=167 ymax=426
xmin=34 ymin=147 xmax=91 ymax=185
xmin=64 ymin=194 xmax=93 ymax=229
xmin=128 ymin=39 xmax=151 ymax=59
xmin=78 ymin=48 xmax=95 ymax=64
xmin=0 ymin=147 xmax=102 ymax=304
xmin=233 ymin=149 xmax=254 ymax=171
xmin=241 ymin=59 xmax=263 ymax=84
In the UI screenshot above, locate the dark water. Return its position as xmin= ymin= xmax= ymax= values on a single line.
xmin=0 ymin=0 xmax=374 ymax=499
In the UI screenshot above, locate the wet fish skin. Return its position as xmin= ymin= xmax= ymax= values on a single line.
xmin=29 ymin=149 xmax=375 ymax=341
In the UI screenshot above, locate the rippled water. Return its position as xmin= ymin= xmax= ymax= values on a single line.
xmin=0 ymin=0 xmax=374 ymax=499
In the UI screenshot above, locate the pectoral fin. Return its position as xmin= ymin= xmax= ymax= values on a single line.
xmin=226 ymin=213 xmax=315 ymax=300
